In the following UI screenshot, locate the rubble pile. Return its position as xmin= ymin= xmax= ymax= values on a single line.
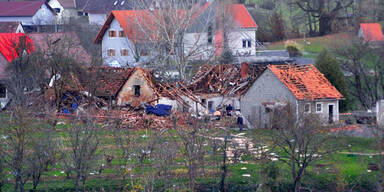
xmin=189 ymin=64 xmax=265 ymax=96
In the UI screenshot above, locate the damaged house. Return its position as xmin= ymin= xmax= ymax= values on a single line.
xmin=190 ymin=63 xmax=343 ymax=128
xmin=77 ymin=66 xmax=203 ymax=113
xmin=189 ymin=62 xmax=265 ymax=113
xmin=241 ymin=64 xmax=343 ymax=128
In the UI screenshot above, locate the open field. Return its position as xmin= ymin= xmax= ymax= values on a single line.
xmin=0 ymin=116 xmax=381 ymax=191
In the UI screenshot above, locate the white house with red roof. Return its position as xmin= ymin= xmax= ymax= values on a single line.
xmin=94 ymin=2 xmax=258 ymax=67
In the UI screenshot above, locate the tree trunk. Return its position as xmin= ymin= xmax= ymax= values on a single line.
xmin=319 ymin=15 xmax=332 ymax=36
xmin=220 ymin=137 xmax=228 ymax=192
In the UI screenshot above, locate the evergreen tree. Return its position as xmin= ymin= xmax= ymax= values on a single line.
xmin=316 ymin=49 xmax=350 ymax=112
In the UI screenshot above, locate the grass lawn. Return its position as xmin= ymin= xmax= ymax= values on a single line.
xmin=265 ymin=33 xmax=353 ymax=58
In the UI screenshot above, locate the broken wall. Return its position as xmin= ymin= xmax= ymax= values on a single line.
xmin=116 ymin=69 xmax=158 ymax=107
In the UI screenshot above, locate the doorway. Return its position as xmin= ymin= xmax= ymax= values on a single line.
xmin=328 ymin=105 xmax=334 ymax=124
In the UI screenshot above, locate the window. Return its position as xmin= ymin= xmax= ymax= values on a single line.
xmin=54 ymin=8 xmax=60 ymax=13
xmin=77 ymin=11 xmax=83 ymax=16
xmin=0 ymin=84 xmax=6 ymax=98
xmin=304 ymin=103 xmax=311 ymax=113
xmin=208 ymin=101 xmax=214 ymax=110
xmin=207 ymin=25 xmax=212 ymax=44
xmin=120 ymin=49 xmax=129 ymax=56
xmin=134 ymin=85 xmax=141 ymax=96
xmin=107 ymin=49 xmax=116 ymax=56
xmin=108 ymin=30 xmax=116 ymax=37
xmin=242 ymin=40 xmax=252 ymax=48
xmin=119 ymin=30 xmax=125 ymax=37
xmin=316 ymin=102 xmax=323 ymax=113
xmin=201 ymin=99 xmax=206 ymax=105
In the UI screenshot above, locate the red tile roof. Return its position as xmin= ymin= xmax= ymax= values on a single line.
xmin=228 ymin=4 xmax=257 ymax=28
xmin=0 ymin=33 xmax=35 ymax=62
xmin=0 ymin=1 xmax=50 ymax=17
xmin=28 ymin=32 xmax=91 ymax=64
xmin=268 ymin=64 xmax=343 ymax=100
xmin=360 ymin=23 xmax=384 ymax=41
xmin=0 ymin=22 xmax=20 ymax=33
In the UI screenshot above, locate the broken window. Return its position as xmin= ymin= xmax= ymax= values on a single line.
xmin=304 ymin=103 xmax=311 ymax=113
xmin=207 ymin=25 xmax=213 ymax=44
xmin=107 ymin=49 xmax=116 ymax=56
xmin=208 ymin=101 xmax=213 ymax=110
xmin=0 ymin=84 xmax=6 ymax=98
xmin=134 ymin=85 xmax=141 ymax=96
xmin=119 ymin=30 xmax=125 ymax=37
xmin=108 ymin=30 xmax=116 ymax=37
xmin=120 ymin=49 xmax=129 ymax=56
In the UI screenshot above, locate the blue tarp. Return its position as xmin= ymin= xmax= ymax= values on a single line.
xmin=145 ymin=104 xmax=172 ymax=116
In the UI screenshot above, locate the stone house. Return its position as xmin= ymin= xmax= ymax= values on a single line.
xmin=0 ymin=1 xmax=56 ymax=26
xmin=190 ymin=63 xmax=342 ymax=127
xmin=78 ymin=67 xmax=203 ymax=112
xmin=93 ymin=2 xmax=258 ymax=67
xmin=241 ymin=64 xmax=343 ymax=128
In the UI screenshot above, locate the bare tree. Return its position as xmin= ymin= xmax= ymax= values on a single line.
xmin=66 ymin=117 xmax=101 ymax=192
xmin=295 ymin=0 xmax=354 ymax=35
xmin=267 ymin=104 xmax=342 ymax=192
xmin=26 ymin=127 xmax=59 ymax=191
xmin=174 ymin=116 xmax=210 ymax=190
xmin=334 ymin=37 xmax=384 ymax=110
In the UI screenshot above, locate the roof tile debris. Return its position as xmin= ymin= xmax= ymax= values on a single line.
xmin=360 ymin=23 xmax=384 ymax=41
xmin=189 ymin=63 xmax=266 ymax=96
xmin=268 ymin=64 xmax=343 ymax=100
xmin=77 ymin=66 xmax=201 ymax=107
xmin=0 ymin=22 xmax=20 ymax=33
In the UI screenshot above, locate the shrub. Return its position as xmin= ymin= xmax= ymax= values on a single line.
xmin=285 ymin=41 xmax=302 ymax=57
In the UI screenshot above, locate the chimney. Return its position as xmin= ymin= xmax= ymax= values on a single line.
xmin=240 ymin=62 xmax=249 ymax=79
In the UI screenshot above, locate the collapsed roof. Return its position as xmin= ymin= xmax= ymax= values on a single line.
xmin=189 ymin=63 xmax=266 ymax=96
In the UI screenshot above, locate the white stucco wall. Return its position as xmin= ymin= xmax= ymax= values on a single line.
xmin=102 ymin=18 xmax=136 ymax=67
xmin=228 ymin=29 xmax=257 ymax=56
xmin=183 ymin=32 xmax=214 ymax=60
xmin=31 ymin=4 xmax=55 ymax=25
